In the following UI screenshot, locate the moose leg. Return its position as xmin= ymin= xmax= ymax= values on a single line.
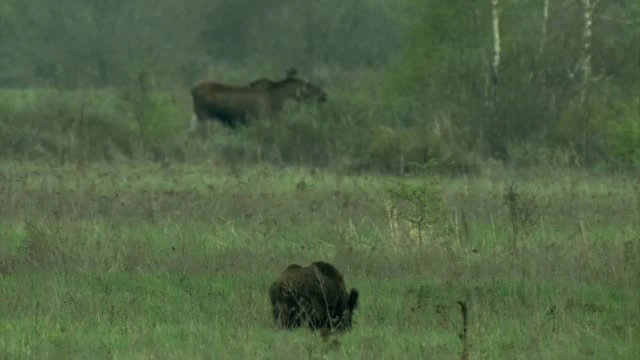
xmin=187 ymin=108 xmax=217 ymax=140
xmin=186 ymin=112 xmax=201 ymax=136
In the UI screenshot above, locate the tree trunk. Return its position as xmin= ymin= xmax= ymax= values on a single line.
xmin=578 ymin=0 xmax=599 ymax=105
xmin=488 ymin=0 xmax=501 ymax=108
xmin=534 ymin=0 xmax=550 ymax=78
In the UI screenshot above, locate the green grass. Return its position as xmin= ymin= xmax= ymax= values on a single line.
xmin=0 ymin=161 xmax=639 ymax=359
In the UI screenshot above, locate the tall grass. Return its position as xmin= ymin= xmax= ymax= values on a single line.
xmin=0 ymin=161 xmax=638 ymax=359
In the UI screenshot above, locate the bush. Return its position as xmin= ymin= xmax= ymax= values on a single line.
xmin=0 ymin=85 xmax=186 ymax=162
xmin=605 ymin=99 xmax=640 ymax=169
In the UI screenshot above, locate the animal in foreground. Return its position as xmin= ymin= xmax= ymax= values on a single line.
xmin=187 ymin=67 xmax=327 ymax=135
xmin=268 ymin=261 xmax=359 ymax=332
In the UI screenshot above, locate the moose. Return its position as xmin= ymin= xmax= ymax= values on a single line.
xmin=187 ymin=67 xmax=327 ymax=135
xmin=247 ymin=67 xmax=300 ymax=90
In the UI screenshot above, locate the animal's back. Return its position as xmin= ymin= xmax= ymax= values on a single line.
xmin=291 ymin=263 xmax=348 ymax=319
xmin=268 ymin=261 xmax=358 ymax=331
xmin=248 ymin=78 xmax=276 ymax=90
xmin=309 ymin=261 xmax=345 ymax=283
xmin=192 ymin=82 xmax=273 ymax=120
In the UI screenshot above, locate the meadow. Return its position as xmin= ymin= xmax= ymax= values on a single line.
xmin=0 ymin=160 xmax=638 ymax=359
xmin=2 ymin=0 xmax=639 ymax=358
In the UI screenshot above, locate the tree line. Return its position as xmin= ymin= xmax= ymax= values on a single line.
xmin=0 ymin=0 xmax=638 ymax=171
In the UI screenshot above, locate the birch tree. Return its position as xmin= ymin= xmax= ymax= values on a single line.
xmin=488 ymin=0 xmax=501 ymax=107
xmin=539 ymin=0 xmax=550 ymax=55
xmin=577 ymin=0 xmax=599 ymax=105
xmin=535 ymin=0 xmax=550 ymax=70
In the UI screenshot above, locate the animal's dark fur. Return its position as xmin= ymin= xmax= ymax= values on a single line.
xmin=268 ymin=261 xmax=359 ymax=332
xmin=248 ymin=67 xmax=299 ymax=90
xmin=246 ymin=78 xmax=275 ymax=91
xmin=188 ymin=67 xmax=326 ymax=134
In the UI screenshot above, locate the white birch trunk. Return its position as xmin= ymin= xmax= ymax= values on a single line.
xmin=537 ymin=0 xmax=550 ymax=59
xmin=491 ymin=0 xmax=501 ymax=85
xmin=488 ymin=0 xmax=501 ymax=108
xmin=578 ymin=0 xmax=599 ymax=105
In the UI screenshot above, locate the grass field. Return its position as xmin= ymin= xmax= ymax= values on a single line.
xmin=0 ymin=161 xmax=638 ymax=359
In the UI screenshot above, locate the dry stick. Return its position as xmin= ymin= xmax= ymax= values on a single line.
xmin=384 ymin=197 xmax=400 ymax=250
xmin=457 ymin=300 xmax=470 ymax=360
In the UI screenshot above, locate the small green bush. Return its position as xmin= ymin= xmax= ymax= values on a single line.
xmin=605 ymin=99 xmax=640 ymax=169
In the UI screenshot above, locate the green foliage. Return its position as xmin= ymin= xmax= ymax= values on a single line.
xmin=1 ymin=0 xmax=640 ymax=170
xmin=361 ymin=126 xmax=419 ymax=173
xmin=605 ymin=98 xmax=640 ymax=169
xmin=1 ymin=0 xmax=201 ymax=87
xmin=384 ymin=0 xmax=640 ymax=168
xmin=244 ymin=106 xmax=337 ymax=166
xmin=391 ymin=0 xmax=489 ymax=100
xmin=502 ymin=181 xmax=540 ymax=275
xmin=386 ymin=177 xmax=454 ymax=246
xmin=0 ymin=88 xmax=189 ymax=162
xmin=0 ymin=0 xmax=402 ymax=87
xmin=117 ymin=72 xmax=185 ymax=156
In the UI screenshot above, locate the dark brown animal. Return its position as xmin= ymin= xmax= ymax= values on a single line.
xmin=187 ymin=67 xmax=326 ymax=134
xmin=246 ymin=78 xmax=274 ymax=91
xmin=268 ymin=261 xmax=359 ymax=332
xmin=248 ymin=67 xmax=299 ymax=90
